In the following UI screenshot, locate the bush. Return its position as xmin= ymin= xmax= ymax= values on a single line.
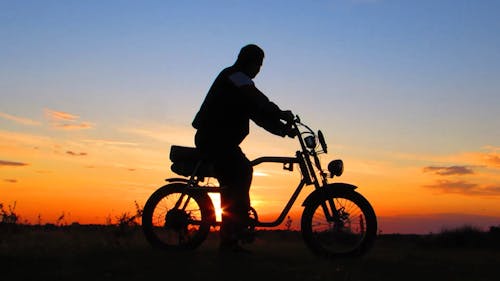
xmin=420 ymin=225 xmax=499 ymax=249
xmin=0 ymin=202 xmax=20 ymax=230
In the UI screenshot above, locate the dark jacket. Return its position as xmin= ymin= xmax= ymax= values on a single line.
xmin=193 ymin=66 xmax=287 ymax=150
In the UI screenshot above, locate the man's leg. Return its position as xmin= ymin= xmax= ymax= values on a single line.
xmin=215 ymin=147 xmax=253 ymax=248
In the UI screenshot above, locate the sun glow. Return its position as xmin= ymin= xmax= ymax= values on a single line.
xmin=208 ymin=193 xmax=223 ymax=222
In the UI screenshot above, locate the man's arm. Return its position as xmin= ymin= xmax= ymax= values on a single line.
xmin=243 ymin=86 xmax=293 ymax=137
xmin=228 ymin=71 xmax=294 ymax=137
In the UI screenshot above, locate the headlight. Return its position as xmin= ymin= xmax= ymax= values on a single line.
xmin=328 ymin=159 xmax=344 ymax=177
xmin=304 ymin=135 xmax=316 ymax=149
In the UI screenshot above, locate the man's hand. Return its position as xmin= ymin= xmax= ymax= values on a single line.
xmin=280 ymin=110 xmax=295 ymax=123
xmin=285 ymin=126 xmax=297 ymax=138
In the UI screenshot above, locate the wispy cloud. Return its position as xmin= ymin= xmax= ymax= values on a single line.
xmin=66 ymin=151 xmax=88 ymax=156
xmin=4 ymin=179 xmax=18 ymax=183
xmin=44 ymin=108 xmax=93 ymax=130
xmin=44 ymin=109 xmax=79 ymax=121
xmin=425 ymin=180 xmax=477 ymax=192
xmin=0 ymin=160 xmax=28 ymax=167
xmin=0 ymin=130 xmax=52 ymax=147
xmin=0 ymin=112 xmax=41 ymax=126
xmin=83 ymin=139 xmax=139 ymax=147
xmin=54 ymin=122 xmax=93 ymax=130
xmin=484 ymin=153 xmax=500 ymax=168
xmin=464 ymin=146 xmax=500 ymax=169
xmin=423 ymin=166 xmax=475 ymax=176
xmin=424 ymin=180 xmax=500 ymax=197
xmin=121 ymin=124 xmax=195 ymax=145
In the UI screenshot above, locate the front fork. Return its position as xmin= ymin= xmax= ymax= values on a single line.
xmin=320 ymin=198 xmax=346 ymax=230
xmin=173 ymin=193 xmax=191 ymax=211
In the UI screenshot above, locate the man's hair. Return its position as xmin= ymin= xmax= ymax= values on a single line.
xmin=236 ymin=44 xmax=264 ymax=65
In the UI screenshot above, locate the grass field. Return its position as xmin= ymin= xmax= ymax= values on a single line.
xmin=1 ymin=225 xmax=499 ymax=281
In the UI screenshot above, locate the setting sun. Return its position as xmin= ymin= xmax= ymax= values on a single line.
xmin=1 ymin=1 xmax=499 ymax=235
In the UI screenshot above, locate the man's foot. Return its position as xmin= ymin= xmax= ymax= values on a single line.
xmin=218 ymin=241 xmax=252 ymax=254
xmin=238 ymin=228 xmax=256 ymax=244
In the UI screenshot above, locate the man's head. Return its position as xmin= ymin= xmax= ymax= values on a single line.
xmin=235 ymin=44 xmax=264 ymax=78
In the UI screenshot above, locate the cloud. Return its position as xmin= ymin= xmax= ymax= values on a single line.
xmin=121 ymin=124 xmax=195 ymax=145
xmin=484 ymin=154 xmax=500 ymax=168
xmin=0 ymin=130 xmax=52 ymax=148
xmin=423 ymin=165 xmax=475 ymax=176
xmin=44 ymin=109 xmax=79 ymax=121
xmin=44 ymin=108 xmax=93 ymax=130
xmin=465 ymin=146 xmax=500 ymax=168
xmin=4 ymin=179 xmax=18 ymax=183
xmin=54 ymin=122 xmax=93 ymax=130
xmin=0 ymin=112 xmax=41 ymax=126
xmin=425 ymin=180 xmax=477 ymax=192
xmin=66 ymin=151 xmax=88 ymax=156
xmin=0 ymin=160 xmax=28 ymax=167
xmin=83 ymin=139 xmax=139 ymax=147
xmin=424 ymin=180 xmax=500 ymax=196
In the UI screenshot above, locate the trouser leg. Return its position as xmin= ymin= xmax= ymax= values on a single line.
xmin=215 ymin=147 xmax=253 ymax=243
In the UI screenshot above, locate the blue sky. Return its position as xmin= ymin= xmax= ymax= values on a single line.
xmin=1 ymin=0 xmax=500 ymax=232
xmin=2 ymin=0 xmax=499 ymax=153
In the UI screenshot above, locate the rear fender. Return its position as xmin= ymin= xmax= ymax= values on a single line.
xmin=165 ymin=177 xmax=189 ymax=183
xmin=302 ymin=183 xmax=357 ymax=207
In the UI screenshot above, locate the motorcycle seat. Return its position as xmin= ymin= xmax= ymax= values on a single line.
xmin=169 ymin=145 xmax=216 ymax=177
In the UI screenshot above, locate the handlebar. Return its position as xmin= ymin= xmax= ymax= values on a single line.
xmin=290 ymin=115 xmax=328 ymax=154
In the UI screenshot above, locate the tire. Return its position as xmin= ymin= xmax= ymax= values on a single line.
xmin=301 ymin=189 xmax=377 ymax=259
xmin=142 ymin=182 xmax=215 ymax=251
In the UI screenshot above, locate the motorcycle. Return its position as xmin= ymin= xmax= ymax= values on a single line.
xmin=142 ymin=115 xmax=377 ymax=259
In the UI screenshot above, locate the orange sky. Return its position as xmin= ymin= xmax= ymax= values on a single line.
xmin=1 ymin=114 xmax=499 ymax=233
xmin=2 ymin=1 xmax=500 ymax=234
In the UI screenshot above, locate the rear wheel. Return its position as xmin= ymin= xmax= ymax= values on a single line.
xmin=301 ymin=189 xmax=377 ymax=259
xmin=142 ymin=183 xmax=215 ymax=251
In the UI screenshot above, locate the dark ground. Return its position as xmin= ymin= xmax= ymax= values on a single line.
xmin=1 ymin=225 xmax=499 ymax=281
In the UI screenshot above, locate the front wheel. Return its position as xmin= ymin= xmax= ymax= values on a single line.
xmin=301 ymin=189 xmax=377 ymax=259
xmin=141 ymin=182 xmax=215 ymax=251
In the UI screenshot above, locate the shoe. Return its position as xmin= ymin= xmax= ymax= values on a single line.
xmin=238 ymin=228 xmax=256 ymax=244
xmin=218 ymin=241 xmax=252 ymax=254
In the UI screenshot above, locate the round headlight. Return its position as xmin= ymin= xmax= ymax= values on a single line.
xmin=304 ymin=135 xmax=316 ymax=149
xmin=328 ymin=159 xmax=344 ymax=177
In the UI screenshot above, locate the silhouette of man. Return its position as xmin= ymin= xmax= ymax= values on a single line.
xmin=192 ymin=44 xmax=295 ymax=253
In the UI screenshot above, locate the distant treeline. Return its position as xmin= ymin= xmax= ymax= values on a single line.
xmin=2 ymin=222 xmax=499 ymax=249
xmin=2 ymin=201 xmax=499 ymax=249
xmin=379 ymin=225 xmax=500 ymax=249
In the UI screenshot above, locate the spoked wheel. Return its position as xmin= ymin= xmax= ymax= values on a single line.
xmin=142 ymin=182 xmax=215 ymax=251
xmin=301 ymin=189 xmax=377 ymax=259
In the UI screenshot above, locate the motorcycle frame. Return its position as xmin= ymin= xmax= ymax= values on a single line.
xmin=167 ymin=118 xmax=334 ymax=228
